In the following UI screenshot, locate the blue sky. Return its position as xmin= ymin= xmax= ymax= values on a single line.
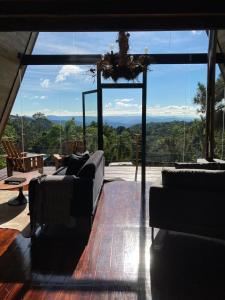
xmin=12 ymin=31 xmax=218 ymax=118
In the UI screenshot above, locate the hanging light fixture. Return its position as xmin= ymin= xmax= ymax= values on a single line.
xmin=95 ymin=31 xmax=152 ymax=82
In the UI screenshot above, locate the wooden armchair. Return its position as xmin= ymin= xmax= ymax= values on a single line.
xmin=53 ymin=140 xmax=85 ymax=169
xmin=62 ymin=140 xmax=85 ymax=155
xmin=1 ymin=139 xmax=44 ymax=177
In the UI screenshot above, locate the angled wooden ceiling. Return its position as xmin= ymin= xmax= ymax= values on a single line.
xmin=0 ymin=32 xmax=38 ymax=138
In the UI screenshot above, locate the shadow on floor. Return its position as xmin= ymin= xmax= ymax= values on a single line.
xmin=0 ymin=230 xmax=87 ymax=283
xmin=0 ymin=200 xmax=27 ymax=225
xmin=150 ymin=231 xmax=225 ymax=300
xmin=30 ymin=235 xmax=87 ymax=277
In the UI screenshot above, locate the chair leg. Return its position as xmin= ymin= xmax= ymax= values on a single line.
xmin=6 ymin=159 xmax=13 ymax=177
xmin=37 ymin=156 xmax=44 ymax=174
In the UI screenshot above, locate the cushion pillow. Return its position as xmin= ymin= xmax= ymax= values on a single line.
xmin=78 ymin=150 xmax=104 ymax=178
xmin=64 ymin=153 xmax=90 ymax=176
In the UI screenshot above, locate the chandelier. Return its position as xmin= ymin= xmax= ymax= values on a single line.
xmin=96 ymin=31 xmax=152 ymax=82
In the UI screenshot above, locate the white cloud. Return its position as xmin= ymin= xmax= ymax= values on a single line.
xmin=191 ymin=30 xmax=202 ymax=36
xmin=147 ymin=105 xmax=199 ymax=116
xmin=114 ymin=98 xmax=133 ymax=103
xmin=102 ymin=104 xmax=199 ymax=116
xmin=40 ymin=79 xmax=50 ymax=88
xmin=39 ymin=109 xmax=82 ymax=116
xmin=104 ymin=98 xmax=141 ymax=115
xmin=55 ymin=65 xmax=83 ymax=82
xmin=105 ymin=102 xmax=112 ymax=109
xmin=113 ymin=98 xmax=138 ymax=108
xmin=40 ymin=95 xmax=47 ymax=100
xmin=116 ymin=101 xmax=138 ymax=108
xmin=33 ymin=95 xmax=47 ymax=100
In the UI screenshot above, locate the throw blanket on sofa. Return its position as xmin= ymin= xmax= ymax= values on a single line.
xmin=34 ymin=175 xmax=75 ymax=226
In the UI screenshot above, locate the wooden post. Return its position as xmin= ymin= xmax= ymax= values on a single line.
xmin=206 ymin=30 xmax=217 ymax=161
xmin=82 ymin=91 xmax=86 ymax=150
xmin=141 ymin=70 xmax=147 ymax=193
xmin=134 ymin=134 xmax=141 ymax=181
xmin=97 ymin=69 xmax=103 ymax=150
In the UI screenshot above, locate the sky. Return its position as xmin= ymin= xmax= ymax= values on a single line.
xmin=12 ymin=31 xmax=219 ymax=118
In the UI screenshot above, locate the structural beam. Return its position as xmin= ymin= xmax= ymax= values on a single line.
xmin=206 ymin=30 xmax=217 ymax=161
xmin=20 ymin=53 xmax=225 ymax=66
xmin=101 ymin=83 xmax=143 ymax=89
xmin=97 ymin=69 xmax=103 ymax=150
xmin=0 ymin=0 xmax=225 ymax=31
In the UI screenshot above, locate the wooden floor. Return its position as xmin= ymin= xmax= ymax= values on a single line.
xmin=104 ymin=166 xmax=167 ymax=183
xmin=1 ymin=180 xmax=225 ymax=299
xmin=0 ymin=181 xmax=151 ymax=299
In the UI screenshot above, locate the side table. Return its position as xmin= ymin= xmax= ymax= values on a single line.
xmin=0 ymin=171 xmax=41 ymax=206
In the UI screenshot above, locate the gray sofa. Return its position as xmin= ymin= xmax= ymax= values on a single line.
xmin=149 ymin=168 xmax=225 ymax=240
xmin=29 ymin=150 xmax=105 ymax=238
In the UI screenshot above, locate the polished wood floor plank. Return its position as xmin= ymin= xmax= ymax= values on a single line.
xmin=0 ymin=181 xmax=149 ymax=299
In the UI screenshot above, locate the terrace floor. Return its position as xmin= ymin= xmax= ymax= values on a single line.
xmin=0 ymin=165 xmax=168 ymax=183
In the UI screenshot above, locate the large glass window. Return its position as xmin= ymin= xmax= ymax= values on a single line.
xmin=146 ymin=64 xmax=207 ymax=165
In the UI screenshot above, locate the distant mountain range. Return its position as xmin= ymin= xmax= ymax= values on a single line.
xmin=47 ymin=115 xmax=197 ymax=128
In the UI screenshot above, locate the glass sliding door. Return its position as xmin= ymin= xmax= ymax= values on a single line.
xmin=82 ymin=90 xmax=98 ymax=152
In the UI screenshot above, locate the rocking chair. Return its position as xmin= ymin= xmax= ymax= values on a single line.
xmin=1 ymin=139 xmax=44 ymax=177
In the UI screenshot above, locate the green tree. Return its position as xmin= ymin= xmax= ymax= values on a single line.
xmin=64 ymin=117 xmax=77 ymax=141
xmin=193 ymin=73 xmax=224 ymax=115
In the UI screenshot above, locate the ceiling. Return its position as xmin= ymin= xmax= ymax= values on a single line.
xmin=0 ymin=0 xmax=225 ymax=31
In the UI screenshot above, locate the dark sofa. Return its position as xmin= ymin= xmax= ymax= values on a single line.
xmin=149 ymin=168 xmax=225 ymax=240
xmin=29 ymin=150 xmax=105 ymax=237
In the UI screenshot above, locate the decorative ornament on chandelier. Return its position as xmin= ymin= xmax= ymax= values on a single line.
xmin=93 ymin=31 xmax=152 ymax=82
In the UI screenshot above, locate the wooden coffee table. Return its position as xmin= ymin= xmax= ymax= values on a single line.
xmin=0 ymin=171 xmax=41 ymax=206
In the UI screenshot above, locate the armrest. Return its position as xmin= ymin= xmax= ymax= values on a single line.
xmin=20 ymin=152 xmax=28 ymax=156
xmin=27 ymin=153 xmax=44 ymax=157
xmin=19 ymin=156 xmax=40 ymax=160
xmin=53 ymin=154 xmax=63 ymax=160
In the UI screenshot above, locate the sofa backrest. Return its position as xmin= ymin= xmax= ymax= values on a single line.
xmin=78 ymin=150 xmax=104 ymax=179
xmin=174 ymin=162 xmax=222 ymax=170
xmin=162 ymin=168 xmax=225 ymax=190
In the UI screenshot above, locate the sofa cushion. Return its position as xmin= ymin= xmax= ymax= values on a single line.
xmin=64 ymin=153 xmax=90 ymax=175
xmin=78 ymin=150 xmax=104 ymax=179
xmin=162 ymin=168 xmax=225 ymax=190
